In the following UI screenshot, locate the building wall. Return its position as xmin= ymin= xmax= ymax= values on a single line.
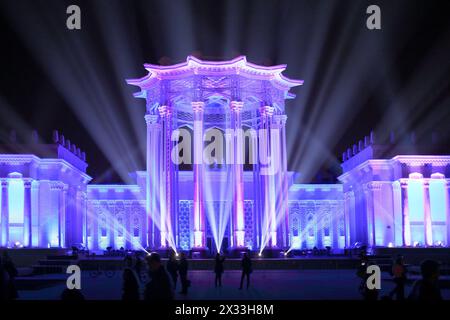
xmin=0 ymin=154 xmax=90 ymax=249
xmin=2 ymin=154 xmax=449 ymax=251
xmin=288 ymin=184 xmax=345 ymax=250
xmin=339 ymin=155 xmax=450 ymax=248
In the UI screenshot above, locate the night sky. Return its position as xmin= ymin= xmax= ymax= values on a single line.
xmin=0 ymin=0 xmax=449 ymax=183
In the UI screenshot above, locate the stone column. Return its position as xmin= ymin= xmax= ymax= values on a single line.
xmin=259 ymin=105 xmax=277 ymax=248
xmin=392 ymin=181 xmax=404 ymax=246
xmin=31 ymin=181 xmax=40 ymax=247
xmin=145 ymin=113 xmax=160 ymax=249
xmin=230 ymin=100 xmax=245 ymax=248
xmin=343 ymin=191 xmax=354 ymax=248
xmin=59 ymin=185 xmax=67 ymax=248
xmin=273 ymin=114 xmax=288 ymax=248
xmin=363 ymin=183 xmax=375 ymax=247
xmin=23 ymin=180 xmax=32 ymax=247
xmin=158 ymin=105 xmax=174 ymax=248
xmin=400 ymin=179 xmax=411 ymax=246
xmin=92 ymin=202 xmax=99 ymax=250
xmin=1 ymin=180 xmax=9 ymax=246
xmin=192 ymin=101 xmax=206 ymax=248
xmin=423 ymin=182 xmax=433 ymax=246
xmin=81 ymin=190 xmax=88 ymax=248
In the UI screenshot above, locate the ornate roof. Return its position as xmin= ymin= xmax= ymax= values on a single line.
xmin=126 ymin=56 xmax=303 ymax=101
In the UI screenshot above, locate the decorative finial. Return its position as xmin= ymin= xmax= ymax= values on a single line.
xmin=52 ymin=130 xmax=59 ymax=143
xmin=369 ymin=130 xmax=375 ymax=144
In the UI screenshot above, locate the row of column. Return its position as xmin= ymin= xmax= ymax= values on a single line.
xmin=0 ymin=179 xmax=85 ymax=248
xmin=144 ymin=100 xmax=290 ymax=250
xmin=397 ymin=173 xmax=449 ymax=247
xmin=0 ymin=179 xmax=32 ymax=247
xmin=346 ymin=173 xmax=449 ymax=248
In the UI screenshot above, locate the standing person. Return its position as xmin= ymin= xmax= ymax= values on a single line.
xmin=2 ymin=251 xmax=18 ymax=300
xmin=0 ymin=256 xmax=8 ymax=300
xmin=124 ymin=253 xmax=133 ymax=268
xmin=144 ymin=253 xmax=174 ymax=301
xmin=389 ymin=255 xmax=407 ymax=300
xmin=214 ymin=253 xmax=225 ymax=288
xmin=122 ymin=267 xmax=140 ymax=300
xmin=356 ymin=256 xmax=378 ymax=301
xmin=167 ymin=251 xmax=179 ymax=289
xmin=408 ymin=260 xmax=442 ymax=301
xmin=178 ymin=252 xmax=189 ymax=295
xmin=135 ymin=255 xmax=143 ymax=280
xmin=239 ymin=252 xmax=252 ymax=290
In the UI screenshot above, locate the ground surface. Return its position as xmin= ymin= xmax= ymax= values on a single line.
xmin=17 ymin=269 xmax=450 ymax=300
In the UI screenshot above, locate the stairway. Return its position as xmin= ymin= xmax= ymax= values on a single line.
xmin=32 ymin=255 xmax=78 ymax=275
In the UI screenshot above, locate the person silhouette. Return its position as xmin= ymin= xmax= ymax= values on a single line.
xmin=0 ymin=256 xmax=8 ymax=300
xmin=389 ymin=255 xmax=407 ymax=300
xmin=2 ymin=251 xmax=18 ymax=300
xmin=122 ymin=267 xmax=140 ymax=300
xmin=214 ymin=253 xmax=225 ymax=287
xmin=408 ymin=259 xmax=442 ymax=301
xmin=239 ymin=252 xmax=252 ymax=290
xmin=124 ymin=253 xmax=134 ymax=268
xmin=61 ymin=288 xmax=85 ymax=301
xmin=166 ymin=251 xmax=179 ymax=289
xmin=134 ymin=255 xmax=143 ymax=280
xmin=144 ymin=253 xmax=174 ymax=301
xmin=356 ymin=255 xmax=378 ymax=300
xmin=178 ymin=252 xmax=189 ymax=294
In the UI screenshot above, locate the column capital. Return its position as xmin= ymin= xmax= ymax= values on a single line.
xmin=273 ymin=114 xmax=288 ymax=126
xmin=191 ymin=101 xmax=205 ymax=112
xmin=23 ymin=180 xmax=33 ymax=188
xmin=230 ymin=100 xmax=244 ymax=112
xmin=158 ymin=105 xmax=172 ymax=117
xmin=145 ymin=114 xmax=159 ymax=125
xmin=1 ymin=180 xmax=8 ymax=188
xmin=259 ymin=105 xmax=275 ymax=117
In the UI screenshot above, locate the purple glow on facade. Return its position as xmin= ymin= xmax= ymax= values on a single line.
xmin=0 ymin=57 xmax=449 ymax=253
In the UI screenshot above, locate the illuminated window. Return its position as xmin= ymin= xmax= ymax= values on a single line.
xmin=339 ymin=218 xmax=345 ymax=237
xmin=292 ymin=217 xmax=299 ymax=237
xmin=100 ymin=215 xmax=107 ymax=237
xmin=324 ymin=217 xmax=330 ymax=237
xmin=117 ymin=217 xmax=124 ymax=237
xmin=308 ymin=214 xmax=314 ymax=237
xmin=133 ymin=217 xmax=139 ymax=237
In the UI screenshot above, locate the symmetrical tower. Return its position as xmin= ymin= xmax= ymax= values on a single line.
xmin=127 ymin=56 xmax=303 ymax=253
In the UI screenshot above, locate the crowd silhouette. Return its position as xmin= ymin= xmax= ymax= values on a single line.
xmin=0 ymin=248 xmax=446 ymax=301
xmin=0 ymin=251 xmax=18 ymax=300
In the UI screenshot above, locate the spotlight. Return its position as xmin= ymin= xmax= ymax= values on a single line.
xmin=258 ymin=252 xmax=262 ymax=257
xmin=14 ymin=241 xmax=23 ymax=248
xmin=388 ymin=242 xmax=393 ymax=248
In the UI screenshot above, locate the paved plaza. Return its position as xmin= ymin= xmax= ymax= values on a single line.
xmin=17 ymin=269 xmax=450 ymax=300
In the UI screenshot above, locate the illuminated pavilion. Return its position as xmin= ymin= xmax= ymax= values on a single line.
xmin=0 ymin=56 xmax=449 ymax=254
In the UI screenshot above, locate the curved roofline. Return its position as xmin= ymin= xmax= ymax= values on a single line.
xmin=126 ymin=55 xmax=304 ymax=90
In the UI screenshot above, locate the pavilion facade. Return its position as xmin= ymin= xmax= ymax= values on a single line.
xmin=0 ymin=56 xmax=448 ymax=254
